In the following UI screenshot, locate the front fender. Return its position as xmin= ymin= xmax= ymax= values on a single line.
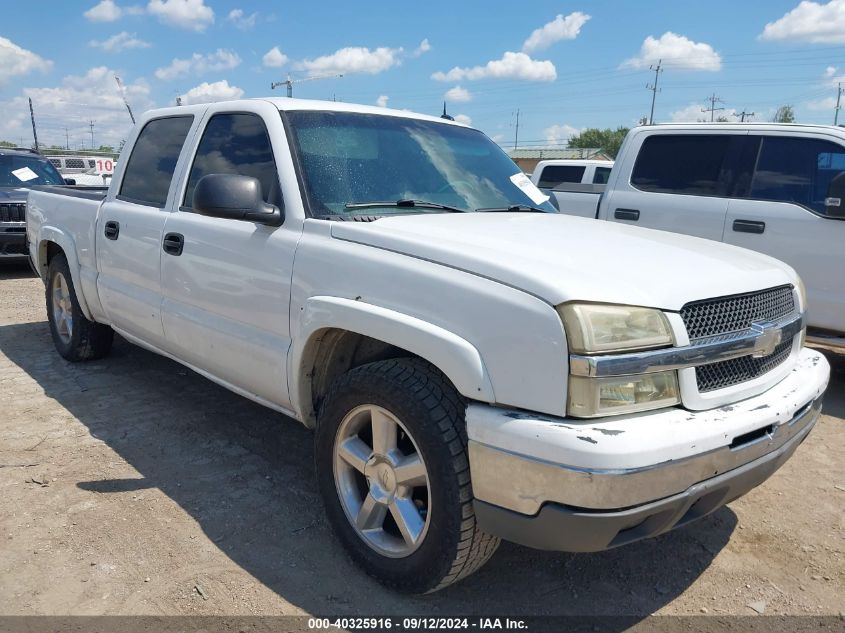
xmin=290 ymin=296 xmax=496 ymax=424
xmin=37 ymin=226 xmax=94 ymax=321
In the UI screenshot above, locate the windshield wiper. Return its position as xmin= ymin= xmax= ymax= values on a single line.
xmin=344 ymin=199 xmax=465 ymax=213
xmin=476 ymin=205 xmax=548 ymax=213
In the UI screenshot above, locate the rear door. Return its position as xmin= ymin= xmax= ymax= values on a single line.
xmin=603 ymin=132 xmax=745 ymax=241
xmin=724 ymin=134 xmax=845 ymax=332
xmin=95 ymin=114 xmax=197 ymax=347
xmin=160 ymin=103 xmax=299 ymax=408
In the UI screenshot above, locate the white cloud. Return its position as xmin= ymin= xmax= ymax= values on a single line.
xmin=84 ymin=0 xmax=123 ymax=21
xmin=413 ymin=38 xmax=431 ymax=57
xmin=0 ymin=67 xmax=153 ymax=148
xmin=147 ymin=0 xmax=214 ymax=31
xmin=522 ymin=12 xmax=591 ymax=52
xmin=262 ymin=47 xmax=288 ymax=68
xmin=298 ymin=46 xmax=402 ymax=75
xmin=807 ymin=96 xmax=837 ymax=110
xmin=226 ymin=8 xmax=258 ymax=30
xmin=622 ymin=32 xmax=722 ymax=71
xmin=0 ymin=36 xmax=52 ymax=83
xmin=155 ymin=49 xmax=241 ymax=80
xmin=761 ymin=0 xmax=845 ymax=43
xmin=179 ymin=79 xmax=244 ymax=105
xmin=89 ymin=31 xmax=151 ymax=52
xmin=376 ymin=95 xmax=389 ymax=107
xmin=444 ymin=85 xmax=472 ymax=102
xmin=544 ymin=124 xmax=580 ymax=144
xmin=454 ymin=114 xmax=472 ymax=126
xmin=432 ymin=51 xmax=556 ymax=82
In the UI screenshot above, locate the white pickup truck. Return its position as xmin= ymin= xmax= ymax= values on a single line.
xmin=530 ymin=158 xmax=614 ymax=218
xmin=26 ymin=100 xmax=830 ymax=593
xmin=549 ymin=123 xmax=845 ymax=348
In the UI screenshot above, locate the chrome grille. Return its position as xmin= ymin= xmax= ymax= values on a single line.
xmin=681 ymin=286 xmax=795 ymax=340
xmin=696 ymin=339 xmax=793 ymax=392
xmin=0 ymin=203 xmax=26 ymax=223
xmin=681 ymin=286 xmax=797 ymax=392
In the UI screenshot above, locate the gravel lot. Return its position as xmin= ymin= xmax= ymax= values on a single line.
xmin=0 ymin=259 xmax=843 ymax=619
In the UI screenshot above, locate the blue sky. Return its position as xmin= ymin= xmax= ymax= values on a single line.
xmin=3 ymin=0 xmax=845 ymax=150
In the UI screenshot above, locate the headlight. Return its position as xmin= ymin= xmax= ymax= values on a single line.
xmin=795 ymin=279 xmax=807 ymax=312
xmin=558 ymin=303 xmax=674 ymax=354
xmin=568 ymin=371 xmax=680 ymax=418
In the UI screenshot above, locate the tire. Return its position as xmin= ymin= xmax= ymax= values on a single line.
xmin=46 ymin=253 xmax=113 ymax=362
xmin=315 ymin=358 xmax=500 ymax=593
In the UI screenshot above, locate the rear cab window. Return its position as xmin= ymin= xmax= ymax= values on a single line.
xmin=537 ymin=165 xmax=586 ymax=188
xmin=118 ymin=116 xmax=194 ymax=207
xmin=593 ymin=166 xmax=612 ymax=184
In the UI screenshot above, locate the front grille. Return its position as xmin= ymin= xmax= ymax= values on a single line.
xmin=681 ymin=286 xmax=797 ymax=392
xmin=696 ymin=339 xmax=793 ymax=392
xmin=0 ymin=203 xmax=26 ymax=223
xmin=681 ymin=285 xmax=795 ymax=340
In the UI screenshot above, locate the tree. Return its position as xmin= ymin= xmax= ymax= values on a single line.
xmin=773 ymin=105 xmax=795 ymax=123
xmin=0 ymin=140 xmax=15 ymax=148
xmin=567 ymin=127 xmax=630 ymax=159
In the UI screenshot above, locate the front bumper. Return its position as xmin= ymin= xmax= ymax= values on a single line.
xmin=0 ymin=229 xmax=27 ymax=258
xmin=467 ymin=347 xmax=830 ymax=551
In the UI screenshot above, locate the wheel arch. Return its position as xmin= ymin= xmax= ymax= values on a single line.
xmin=290 ymin=296 xmax=495 ymax=428
xmin=36 ymin=228 xmax=94 ymax=320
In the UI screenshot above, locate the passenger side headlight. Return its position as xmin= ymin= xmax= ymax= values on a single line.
xmin=568 ymin=371 xmax=680 ymax=418
xmin=558 ymin=303 xmax=674 ymax=354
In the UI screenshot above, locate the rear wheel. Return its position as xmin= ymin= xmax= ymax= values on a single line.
xmin=315 ymin=358 xmax=499 ymax=593
xmin=46 ymin=253 xmax=113 ymax=361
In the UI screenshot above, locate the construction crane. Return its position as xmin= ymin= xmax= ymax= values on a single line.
xmin=114 ymin=75 xmax=136 ymax=124
xmin=271 ymin=73 xmax=343 ymax=98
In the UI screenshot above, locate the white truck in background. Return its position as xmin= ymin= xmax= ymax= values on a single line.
xmin=530 ymin=159 xmax=613 ymax=218
xmin=26 ymin=101 xmax=830 ymax=592
xmin=549 ymin=124 xmax=845 ymax=347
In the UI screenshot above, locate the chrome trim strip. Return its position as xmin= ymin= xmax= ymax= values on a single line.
xmin=570 ymin=312 xmax=804 ymax=378
xmin=469 ymin=396 xmax=821 ymax=513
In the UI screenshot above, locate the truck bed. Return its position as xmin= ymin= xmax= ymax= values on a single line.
xmin=32 ymin=185 xmax=108 ymax=201
xmin=547 ymin=183 xmax=604 ymax=219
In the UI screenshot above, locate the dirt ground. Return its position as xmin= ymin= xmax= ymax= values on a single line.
xmin=0 ymin=259 xmax=843 ymax=620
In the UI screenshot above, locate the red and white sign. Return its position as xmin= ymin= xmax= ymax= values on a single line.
xmin=94 ymin=158 xmax=115 ymax=175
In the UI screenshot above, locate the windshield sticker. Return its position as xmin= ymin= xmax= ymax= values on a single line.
xmin=509 ymin=172 xmax=549 ymax=206
xmin=11 ymin=166 xmax=38 ymax=182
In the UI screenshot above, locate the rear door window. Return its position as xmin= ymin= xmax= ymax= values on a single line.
xmin=748 ymin=136 xmax=845 ymax=215
xmin=537 ymin=165 xmax=586 ymax=188
xmin=631 ymin=135 xmax=732 ymax=196
xmin=593 ymin=166 xmax=612 ymax=184
xmin=119 ymin=116 xmax=194 ymax=207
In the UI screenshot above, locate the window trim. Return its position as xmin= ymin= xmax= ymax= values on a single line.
xmin=179 ymin=110 xmax=283 ymax=215
xmin=629 ymin=133 xmax=739 ymax=200
xmin=116 ymin=114 xmax=195 ymax=209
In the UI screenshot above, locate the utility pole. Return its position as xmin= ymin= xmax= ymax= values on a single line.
xmin=271 ymin=73 xmax=343 ymax=98
xmin=702 ymin=93 xmax=725 ymax=122
xmin=28 ymin=98 xmax=39 ymax=152
xmin=646 ymin=59 xmax=663 ymax=125
xmin=89 ymin=120 xmax=95 ymax=149
xmin=65 ymin=127 xmax=70 ymax=150
xmin=835 ymin=83 xmax=843 ymax=125
xmin=737 ymin=109 xmax=755 ymax=122
xmin=114 ymin=75 xmax=136 ymax=124
xmin=513 ymin=108 xmax=520 ymax=151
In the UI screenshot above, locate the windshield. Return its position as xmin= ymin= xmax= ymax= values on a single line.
xmin=284 ymin=111 xmax=556 ymax=217
xmin=0 ymin=154 xmax=65 ymax=187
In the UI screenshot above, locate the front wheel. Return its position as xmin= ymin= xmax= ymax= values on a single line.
xmin=46 ymin=253 xmax=113 ymax=361
xmin=315 ymin=358 xmax=499 ymax=593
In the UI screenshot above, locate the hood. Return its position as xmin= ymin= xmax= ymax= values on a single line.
xmin=330 ymin=213 xmax=798 ymax=311
xmin=0 ymin=187 xmax=29 ymax=203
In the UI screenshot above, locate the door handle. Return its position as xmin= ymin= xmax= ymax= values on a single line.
xmin=104 ymin=220 xmax=119 ymax=240
xmin=614 ymin=208 xmax=640 ymax=221
xmin=162 ymin=232 xmax=184 ymax=256
xmin=732 ymin=219 xmax=765 ymax=234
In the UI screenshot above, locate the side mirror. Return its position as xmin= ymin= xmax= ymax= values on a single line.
xmin=825 ymin=172 xmax=845 ymax=218
xmin=193 ymin=173 xmax=283 ymax=226
xmin=64 ymin=178 xmax=76 ymax=185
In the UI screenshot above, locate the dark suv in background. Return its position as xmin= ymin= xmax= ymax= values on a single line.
xmin=0 ymin=148 xmax=66 ymax=260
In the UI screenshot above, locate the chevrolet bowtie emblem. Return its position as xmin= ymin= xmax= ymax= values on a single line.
xmin=750 ymin=322 xmax=783 ymax=358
